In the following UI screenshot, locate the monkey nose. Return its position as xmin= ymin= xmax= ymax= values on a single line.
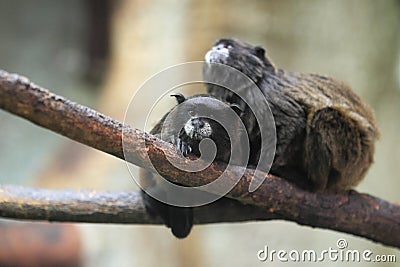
xmin=191 ymin=118 xmax=204 ymax=128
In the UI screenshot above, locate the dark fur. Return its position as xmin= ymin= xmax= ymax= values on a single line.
xmin=204 ymin=37 xmax=379 ymax=190
xmin=140 ymin=94 xmax=244 ymax=238
xmin=141 ymin=38 xmax=379 ymax=238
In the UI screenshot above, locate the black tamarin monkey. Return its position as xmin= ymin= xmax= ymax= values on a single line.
xmin=141 ymin=38 xmax=379 ymax=238
xmin=140 ymin=94 xmax=244 ymax=238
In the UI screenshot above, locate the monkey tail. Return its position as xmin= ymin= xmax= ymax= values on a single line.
xmin=167 ymin=206 xmax=193 ymax=238
xmin=141 ymin=189 xmax=193 ymax=238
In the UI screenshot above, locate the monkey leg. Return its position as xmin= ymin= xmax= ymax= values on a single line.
xmin=305 ymin=107 xmax=364 ymax=191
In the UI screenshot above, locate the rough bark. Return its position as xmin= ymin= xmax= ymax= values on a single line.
xmin=0 ymin=69 xmax=399 ymax=248
xmin=0 ymin=184 xmax=277 ymax=224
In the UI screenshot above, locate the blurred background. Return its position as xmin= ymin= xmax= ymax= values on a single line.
xmin=0 ymin=0 xmax=399 ymax=266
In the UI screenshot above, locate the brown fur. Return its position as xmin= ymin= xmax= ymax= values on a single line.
xmin=204 ymin=38 xmax=379 ymax=191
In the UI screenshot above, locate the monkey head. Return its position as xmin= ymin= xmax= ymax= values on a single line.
xmin=204 ymin=37 xmax=276 ymax=85
xmin=161 ymin=93 xmax=245 ymax=163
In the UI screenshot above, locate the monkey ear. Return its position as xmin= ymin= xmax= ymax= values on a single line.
xmin=254 ymin=46 xmax=265 ymax=58
xmin=230 ymin=103 xmax=243 ymax=115
xmin=170 ymin=93 xmax=186 ymax=104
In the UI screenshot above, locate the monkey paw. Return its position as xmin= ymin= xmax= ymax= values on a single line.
xmin=175 ymin=137 xmax=192 ymax=157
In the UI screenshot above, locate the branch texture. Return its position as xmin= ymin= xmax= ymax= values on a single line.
xmin=0 ymin=184 xmax=277 ymax=224
xmin=0 ymin=69 xmax=399 ymax=248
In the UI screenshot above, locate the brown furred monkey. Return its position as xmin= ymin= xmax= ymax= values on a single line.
xmin=204 ymin=37 xmax=379 ymax=191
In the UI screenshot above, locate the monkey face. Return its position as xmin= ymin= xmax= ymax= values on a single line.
xmin=163 ymin=94 xmax=244 ymax=162
xmin=178 ymin=100 xmax=233 ymax=145
xmin=178 ymin=115 xmax=232 ymax=162
xmin=181 ymin=115 xmax=230 ymax=143
xmin=204 ymin=37 xmax=267 ymax=84
xmin=183 ymin=117 xmax=213 ymax=140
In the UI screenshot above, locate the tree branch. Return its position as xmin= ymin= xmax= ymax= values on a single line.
xmin=0 ymin=69 xmax=399 ymax=248
xmin=0 ymin=184 xmax=278 ymax=224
